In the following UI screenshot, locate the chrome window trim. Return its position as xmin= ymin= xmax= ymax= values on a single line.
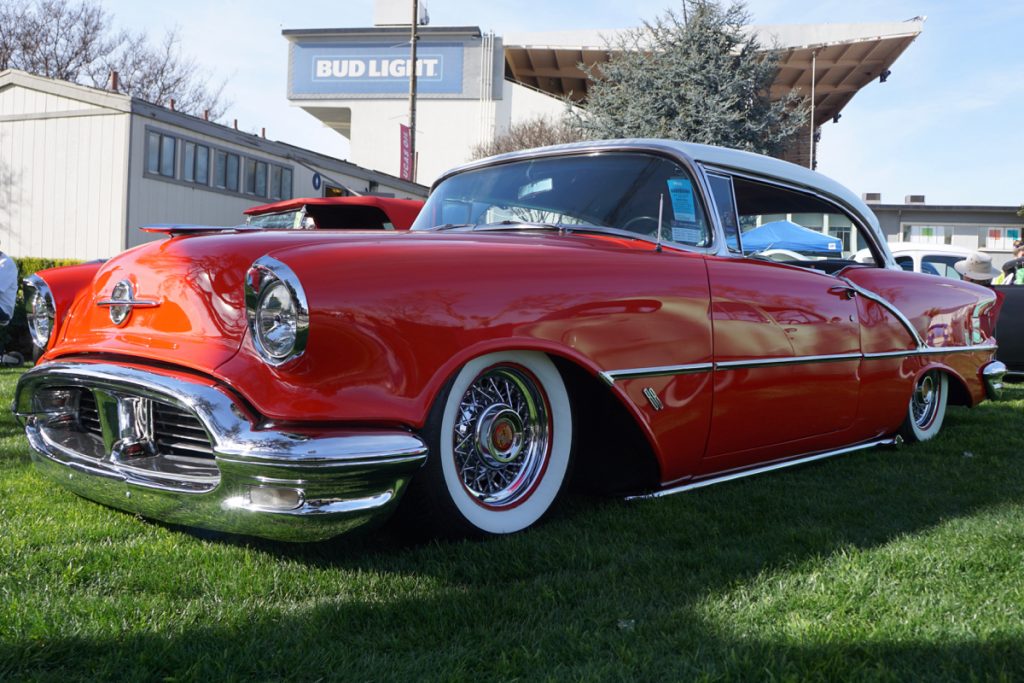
xmin=421 ymin=145 xmax=720 ymax=255
xmin=601 ymin=344 xmax=998 ymax=384
xmin=697 ymin=163 xmax=894 ymax=268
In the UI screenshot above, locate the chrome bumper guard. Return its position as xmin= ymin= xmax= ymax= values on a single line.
xmin=982 ymin=360 xmax=1007 ymax=400
xmin=13 ymin=362 xmax=428 ymax=542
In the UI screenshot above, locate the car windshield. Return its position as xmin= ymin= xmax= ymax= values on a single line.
xmin=411 ymin=153 xmax=712 ymax=247
xmin=248 ymin=211 xmax=301 ymax=229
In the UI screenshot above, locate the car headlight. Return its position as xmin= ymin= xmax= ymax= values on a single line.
xmin=25 ymin=275 xmax=56 ymax=351
xmin=245 ymin=257 xmax=309 ymax=366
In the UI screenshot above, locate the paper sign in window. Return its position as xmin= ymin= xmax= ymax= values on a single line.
xmin=667 ymin=178 xmax=697 ymax=223
xmin=672 ymin=227 xmax=703 ymax=244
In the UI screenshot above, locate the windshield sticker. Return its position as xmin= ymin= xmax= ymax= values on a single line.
xmin=667 ymin=178 xmax=697 ymax=223
xmin=518 ymin=177 xmax=553 ymax=199
xmin=672 ymin=226 xmax=703 ymax=244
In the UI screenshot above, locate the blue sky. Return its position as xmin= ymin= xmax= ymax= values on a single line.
xmin=98 ymin=0 xmax=1023 ymax=206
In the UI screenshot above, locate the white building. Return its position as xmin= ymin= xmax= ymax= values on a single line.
xmin=284 ymin=5 xmax=925 ymax=183
xmin=0 ymin=69 xmax=426 ymax=260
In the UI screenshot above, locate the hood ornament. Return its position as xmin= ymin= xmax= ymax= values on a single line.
xmin=96 ymin=280 xmax=159 ymax=326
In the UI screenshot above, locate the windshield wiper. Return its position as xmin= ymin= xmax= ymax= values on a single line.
xmin=474 ymin=220 xmax=606 ymax=233
xmin=430 ymin=223 xmax=475 ymax=231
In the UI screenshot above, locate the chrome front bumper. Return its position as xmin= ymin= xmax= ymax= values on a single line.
xmin=14 ymin=362 xmax=428 ymax=542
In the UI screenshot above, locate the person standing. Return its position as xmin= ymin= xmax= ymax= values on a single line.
xmin=0 ymin=245 xmax=24 ymax=366
xmin=996 ymin=242 xmax=1024 ymax=285
xmin=953 ymin=251 xmax=999 ymax=287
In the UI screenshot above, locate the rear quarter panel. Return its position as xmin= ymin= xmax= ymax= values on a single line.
xmin=843 ymin=265 xmax=999 ymax=409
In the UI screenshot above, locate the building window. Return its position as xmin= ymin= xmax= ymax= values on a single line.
xmin=146 ymin=131 xmax=177 ymax=178
xmin=270 ymin=166 xmax=281 ymax=200
xmin=244 ymin=158 xmax=268 ymax=196
xmin=902 ymin=224 xmax=953 ymax=245
xmin=215 ymin=150 xmax=240 ymax=192
xmin=985 ymin=227 xmax=1023 ymax=250
xmin=281 ymin=168 xmax=292 ymax=200
xmin=182 ymin=141 xmax=210 ymax=185
xmin=827 ymin=213 xmax=853 ymax=253
xmin=269 ymin=166 xmax=293 ymax=200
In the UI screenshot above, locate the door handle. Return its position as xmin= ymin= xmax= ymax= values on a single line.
xmin=829 ymin=286 xmax=857 ymax=300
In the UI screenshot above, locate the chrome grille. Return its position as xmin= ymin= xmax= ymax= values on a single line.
xmin=76 ymin=389 xmax=103 ymax=437
xmin=152 ymin=401 xmax=215 ymax=460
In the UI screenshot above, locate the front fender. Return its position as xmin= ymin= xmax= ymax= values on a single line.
xmin=29 ymin=261 xmax=104 ymax=357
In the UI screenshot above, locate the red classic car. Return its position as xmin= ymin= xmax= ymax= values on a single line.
xmin=20 ymin=196 xmax=424 ymax=359
xmin=15 ymin=140 xmax=1006 ymax=541
xmin=243 ymin=195 xmax=424 ymax=230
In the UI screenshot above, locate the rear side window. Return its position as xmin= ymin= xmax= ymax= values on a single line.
xmin=707 ymin=173 xmax=741 ymax=253
xmin=712 ymin=173 xmax=884 ymax=269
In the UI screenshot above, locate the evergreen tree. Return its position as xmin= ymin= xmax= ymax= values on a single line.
xmin=573 ymin=0 xmax=807 ymax=156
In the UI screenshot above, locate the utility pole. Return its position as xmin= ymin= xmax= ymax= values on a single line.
xmin=408 ymin=0 xmax=419 ymax=182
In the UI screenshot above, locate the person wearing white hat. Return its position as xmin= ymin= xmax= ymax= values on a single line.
xmin=954 ymin=251 xmax=999 ymax=286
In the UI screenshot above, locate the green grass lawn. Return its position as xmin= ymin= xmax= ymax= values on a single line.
xmin=2 ymin=365 xmax=1023 ymax=681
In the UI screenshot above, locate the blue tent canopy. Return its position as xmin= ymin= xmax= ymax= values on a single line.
xmin=741 ymin=220 xmax=843 ymax=255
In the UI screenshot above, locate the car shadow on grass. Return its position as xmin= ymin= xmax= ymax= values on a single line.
xmin=3 ymin=389 xmax=1023 ymax=679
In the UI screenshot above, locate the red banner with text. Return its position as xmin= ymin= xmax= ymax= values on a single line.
xmin=399 ymin=124 xmax=412 ymax=181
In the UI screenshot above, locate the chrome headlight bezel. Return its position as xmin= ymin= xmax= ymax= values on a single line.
xmin=244 ymin=257 xmax=310 ymax=367
xmin=24 ymin=274 xmax=56 ymax=351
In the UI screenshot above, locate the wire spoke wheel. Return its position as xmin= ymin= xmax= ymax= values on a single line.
xmin=452 ymin=365 xmax=550 ymax=508
xmin=900 ymin=369 xmax=948 ymax=442
xmin=406 ymin=350 xmax=573 ymax=537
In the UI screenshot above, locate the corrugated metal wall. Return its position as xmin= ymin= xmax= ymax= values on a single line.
xmin=0 ymin=82 xmax=129 ymax=259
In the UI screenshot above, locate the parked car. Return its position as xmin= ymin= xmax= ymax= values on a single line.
xmin=14 ymin=140 xmax=1006 ymax=542
xmin=244 ymin=195 xmax=423 ymax=231
xmin=853 ymin=242 xmax=974 ymax=278
xmin=20 ymin=196 xmax=424 ymax=359
xmin=995 ymin=284 xmax=1024 ymax=378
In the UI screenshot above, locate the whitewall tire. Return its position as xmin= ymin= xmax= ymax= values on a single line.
xmin=414 ymin=351 xmax=573 ymax=537
xmin=899 ymin=370 xmax=949 ymax=442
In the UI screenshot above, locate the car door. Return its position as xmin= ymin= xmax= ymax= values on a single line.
xmin=699 ymin=172 xmax=863 ymax=474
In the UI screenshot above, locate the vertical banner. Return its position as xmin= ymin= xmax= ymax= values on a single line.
xmin=399 ymin=124 xmax=413 ymax=181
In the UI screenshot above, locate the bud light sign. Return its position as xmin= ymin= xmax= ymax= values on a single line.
xmin=291 ymin=42 xmax=465 ymax=96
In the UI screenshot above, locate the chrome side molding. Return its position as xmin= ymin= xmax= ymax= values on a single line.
xmin=627 ymin=437 xmax=898 ymax=501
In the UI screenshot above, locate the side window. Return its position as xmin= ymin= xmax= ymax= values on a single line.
xmin=146 ymin=131 xmax=176 ymax=178
xmin=727 ymin=175 xmax=885 ymax=270
xmin=215 ymin=151 xmax=240 ymax=192
xmin=706 ymin=173 xmax=741 ymax=253
xmin=895 ymin=256 xmax=914 ymax=272
xmin=182 ymin=142 xmax=210 ymax=185
xmin=923 ymin=255 xmax=964 ymax=280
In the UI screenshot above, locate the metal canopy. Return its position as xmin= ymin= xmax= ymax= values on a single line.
xmin=502 ymin=19 xmax=925 ymax=126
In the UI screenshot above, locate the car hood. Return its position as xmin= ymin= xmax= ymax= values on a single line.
xmin=51 ymin=232 xmax=385 ymax=373
xmin=50 ymin=229 xmax=660 ymax=375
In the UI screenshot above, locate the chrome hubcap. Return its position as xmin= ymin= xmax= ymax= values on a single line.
xmin=912 ymin=372 xmax=939 ymax=428
xmin=452 ymin=365 xmax=550 ymax=507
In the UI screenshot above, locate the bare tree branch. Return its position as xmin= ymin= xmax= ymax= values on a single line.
xmin=0 ymin=0 xmax=229 ymax=120
xmin=471 ymin=114 xmax=585 ymax=160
